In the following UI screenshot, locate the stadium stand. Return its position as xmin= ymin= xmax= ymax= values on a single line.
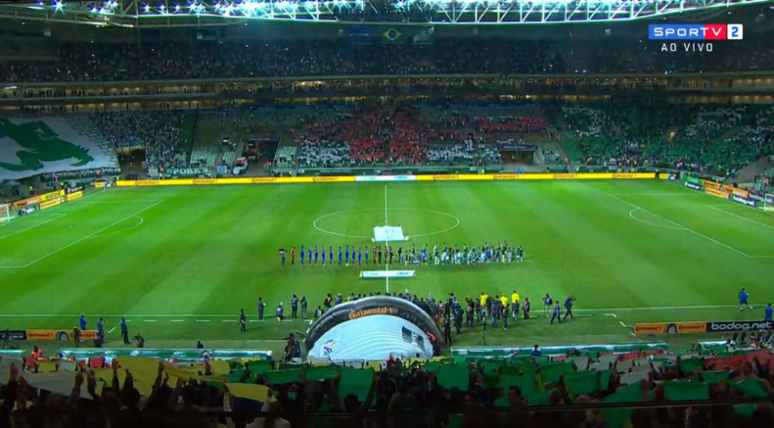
xmin=297 ymin=141 xmax=350 ymax=168
xmin=3 ymin=39 xmax=774 ymax=82
xmin=89 ymin=111 xmax=190 ymax=171
xmin=0 ymin=115 xmax=118 ymax=180
xmin=555 ymin=104 xmax=774 ymax=176
xmin=3 ymin=343 xmax=774 ymax=428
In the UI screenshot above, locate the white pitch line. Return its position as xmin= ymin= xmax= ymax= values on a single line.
xmin=709 ymin=205 xmax=774 ymax=232
xmin=107 ymin=326 xmax=117 ymax=334
xmin=604 ymin=313 xmax=618 ymax=318
xmin=14 ymin=200 xmax=164 ymax=269
xmin=605 ymin=192 xmax=751 ymax=258
xmin=0 ymin=304 xmax=744 ymax=318
xmin=0 ymin=215 xmax=66 ymax=242
xmin=75 ymin=200 xmax=166 ymax=204
xmin=611 ymin=193 xmax=698 ymax=197
xmin=619 ymin=321 xmax=628 ymax=328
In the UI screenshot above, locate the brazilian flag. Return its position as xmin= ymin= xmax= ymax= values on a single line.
xmin=382 ymin=28 xmax=403 ymax=43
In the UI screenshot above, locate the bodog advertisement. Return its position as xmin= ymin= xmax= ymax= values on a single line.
xmin=305 ymin=296 xmax=442 ymax=356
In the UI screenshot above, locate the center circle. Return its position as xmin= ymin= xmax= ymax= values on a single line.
xmin=313 ymin=208 xmax=460 ymax=240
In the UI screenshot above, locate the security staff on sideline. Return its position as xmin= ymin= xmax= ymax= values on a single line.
xmin=550 ymin=302 xmax=562 ymax=325
xmin=443 ymin=319 xmax=452 ymax=345
xmin=239 ymin=309 xmax=247 ymax=332
xmin=120 ymin=317 xmax=130 ymax=344
xmin=564 ymin=296 xmax=576 ymax=321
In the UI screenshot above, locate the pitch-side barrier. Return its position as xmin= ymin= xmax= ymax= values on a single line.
xmin=116 ymin=172 xmax=660 ymax=187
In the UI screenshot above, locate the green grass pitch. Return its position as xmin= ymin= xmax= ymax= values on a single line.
xmin=1 ymin=180 xmax=773 ymax=353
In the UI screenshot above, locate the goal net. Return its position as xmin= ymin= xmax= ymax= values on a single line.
xmin=0 ymin=204 xmax=11 ymax=223
xmin=765 ymin=194 xmax=774 ymax=213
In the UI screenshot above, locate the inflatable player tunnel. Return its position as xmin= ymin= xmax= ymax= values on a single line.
xmin=305 ymin=296 xmax=442 ymax=360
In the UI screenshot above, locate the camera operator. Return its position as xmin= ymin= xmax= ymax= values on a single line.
xmin=443 ymin=316 xmax=452 ymax=346
xmin=564 ymin=296 xmax=577 ymax=321
xmin=135 ymin=333 xmax=145 ymax=348
xmin=283 ymin=333 xmax=300 ymax=361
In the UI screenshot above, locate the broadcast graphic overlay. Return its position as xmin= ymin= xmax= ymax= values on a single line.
xmin=649 ymin=23 xmax=743 ymax=53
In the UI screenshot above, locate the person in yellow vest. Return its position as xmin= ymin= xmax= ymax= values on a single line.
xmin=511 ymin=290 xmax=520 ymax=320
xmin=478 ymin=292 xmax=488 ymax=322
xmin=500 ymin=295 xmax=508 ymax=308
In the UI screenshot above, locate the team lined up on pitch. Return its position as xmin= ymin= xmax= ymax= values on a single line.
xmin=278 ymin=242 xmax=524 ymax=267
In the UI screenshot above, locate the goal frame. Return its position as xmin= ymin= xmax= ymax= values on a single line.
xmin=765 ymin=194 xmax=774 ymax=212
xmin=0 ymin=204 xmax=10 ymax=223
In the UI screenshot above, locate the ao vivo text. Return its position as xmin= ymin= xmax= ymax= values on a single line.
xmin=648 ymin=24 xmax=743 ymax=40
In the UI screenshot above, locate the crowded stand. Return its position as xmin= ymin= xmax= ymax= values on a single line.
xmin=39 ymin=168 xmax=121 ymax=183
xmin=476 ymin=116 xmax=548 ymax=134
xmin=4 ymin=340 xmax=774 ymax=428
xmin=297 ymin=141 xmax=350 ymax=168
xmin=89 ymin=111 xmax=190 ymax=171
xmin=4 ymin=39 xmax=774 ymax=83
xmin=294 ymin=106 xmax=511 ymax=168
xmin=558 ymin=105 xmax=774 ymax=176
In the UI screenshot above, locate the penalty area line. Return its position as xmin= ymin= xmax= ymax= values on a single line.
xmin=14 ymin=200 xmax=165 ymax=269
xmin=604 ymin=192 xmax=752 ymax=258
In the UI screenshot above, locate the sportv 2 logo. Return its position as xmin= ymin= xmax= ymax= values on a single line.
xmin=649 ymin=24 xmax=743 ymax=40
xmin=649 ymin=24 xmax=743 ymax=53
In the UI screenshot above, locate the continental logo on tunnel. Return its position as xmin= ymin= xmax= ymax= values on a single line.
xmin=135 ymin=180 xmax=160 ymax=186
xmin=252 ymin=177 xmax=277 ymax=184
xmin=553 ymin=174 xmax=577 ymax=180
xmin=634 ymin=322 xmax=707 ymax=335
xmin=193 ymin=178 xmax=217 ymax=185
xmin=314 ymin=176 xmax=340 ymax=182
xmin=433 ymin=174 xmax=458 ymax=181
xmin=348 ymin=307 xmax=398 ymax=320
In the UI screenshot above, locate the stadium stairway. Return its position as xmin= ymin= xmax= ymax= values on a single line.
xmin=734 ymin=156 xmax=774 ymax=184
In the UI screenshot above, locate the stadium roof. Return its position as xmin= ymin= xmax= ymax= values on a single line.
xmin=0 ymin=0 xmax=771 ymax=27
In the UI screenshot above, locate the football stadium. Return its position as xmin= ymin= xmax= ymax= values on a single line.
xmin=2 ymin=0 xmax=774 ymax=426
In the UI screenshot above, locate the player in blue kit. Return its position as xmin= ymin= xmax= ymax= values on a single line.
xmin=365 ymin=247 xmax=369 ymax=265
xmin=357 ymin=248 xmax=362 ymax=266
xmin=300 ymin=246 xmax=305 ymax=266
xmin=314 ymin=246 xmax=319 ymax=265
xmin=307 ymin=246 xmax=312 ymax=265
xmin=345 ymin=246 xmax=350 ymax=266
xmin=739 ymin=288 xmax=753 ymax=311
xmin=329 ymin=247 xmax=334 ymax=267
xmin=321 ymin=246 xmax=326 ymax=266
xmin=338 ymin=247 xmax=343 ymax=265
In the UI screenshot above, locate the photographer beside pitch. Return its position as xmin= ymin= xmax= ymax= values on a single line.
xmin=564 ymin=296 xmax=576 ymax=321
